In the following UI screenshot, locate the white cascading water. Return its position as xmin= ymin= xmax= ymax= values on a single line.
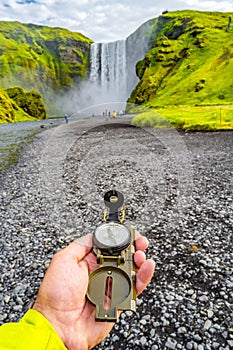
xmin=71 ymin=18 xmax=155 ymax=115
xmin=53 ymin=18 xmax=157 ymax=116
xmin=89 ymin=40 xmax=128 ymax=104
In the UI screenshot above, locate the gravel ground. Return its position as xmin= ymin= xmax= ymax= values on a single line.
xmin=0 ymin=117 xmax=232 ymax=349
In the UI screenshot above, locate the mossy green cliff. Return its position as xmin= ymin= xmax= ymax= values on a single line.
xmin=1 ymin=11 xmax=233 ymax=124
xmin=128 ymin=10 xmax=233 ymax=107
xmin=0 ymin=21 xmax=92 ymax=119
xmin=0 ymin=86 xmax=46 ymax=123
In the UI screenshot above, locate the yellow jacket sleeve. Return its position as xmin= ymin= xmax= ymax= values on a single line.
xmin=0 ymin=309 xmax=67 ymax=350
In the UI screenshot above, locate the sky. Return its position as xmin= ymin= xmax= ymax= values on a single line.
xmin=0 ymin=0 xmax=232 ymax=42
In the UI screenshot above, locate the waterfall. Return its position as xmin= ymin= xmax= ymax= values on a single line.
xmin=55 ymin=18 xmax=159 ymax=116
xmin=75 ymin=18 xmax=157 ymax=115
xmin=90 ymin=40 xmax=128 ymax=104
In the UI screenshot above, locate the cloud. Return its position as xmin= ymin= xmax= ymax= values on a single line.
xmin=177 ymin=0 xmax=233 ymax=11
xmin=0 ymin=0 xmax=232 ymax=42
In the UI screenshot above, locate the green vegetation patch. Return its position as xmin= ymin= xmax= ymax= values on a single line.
xmin=131 ymin=105 xmax=233 ymax=131
xmin=0 ymin=89 xmax=15 ymax=122
xmin=0 ymin=86 xmax=46 ymax=123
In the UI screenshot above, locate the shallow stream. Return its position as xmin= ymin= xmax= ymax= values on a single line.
xmin=0 ymin=119 xmax=61 ymax=171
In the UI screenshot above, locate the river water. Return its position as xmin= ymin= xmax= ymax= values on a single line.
xmin=0 ymin=119 xmax=62 ymax=171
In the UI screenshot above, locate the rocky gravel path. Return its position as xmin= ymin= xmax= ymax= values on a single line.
xmin=0 ymin=117 xmax=232 ymax=349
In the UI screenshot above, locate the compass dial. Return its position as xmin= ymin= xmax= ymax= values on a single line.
xmin=94 ymin=222 xmax=131 ymax=251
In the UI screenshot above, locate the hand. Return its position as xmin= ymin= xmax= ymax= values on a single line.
xmin=33 ymin=234 xmax=155 ymax=350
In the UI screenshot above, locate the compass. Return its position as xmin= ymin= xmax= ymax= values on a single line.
xmin=86 ymin=190 xmax=137 ymax=322
xmin=93 ymin=222 xmax=131 ymax=252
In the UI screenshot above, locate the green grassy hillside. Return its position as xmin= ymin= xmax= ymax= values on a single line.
xmin=0 ymin=86 xmax=46 ymax=123
xmin=0 ymin=21 xmax=92 ymax=115
xmin=128 ymin=10 xmax=233 ymax=108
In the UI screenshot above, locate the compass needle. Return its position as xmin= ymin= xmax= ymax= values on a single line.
xmin=108 ymin=227 xmax=117 ymax=245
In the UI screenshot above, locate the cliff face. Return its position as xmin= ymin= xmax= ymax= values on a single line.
xmin=0 ymin=21 xmax=92 ymax=109
xmin=125 ymin=18 xmax=160 ymax=94
xmin=128 ymin=10 xmax=233 ymax=107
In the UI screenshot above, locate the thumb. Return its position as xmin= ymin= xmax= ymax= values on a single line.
xmin=63 ymin=234 xmax=93 ymax=261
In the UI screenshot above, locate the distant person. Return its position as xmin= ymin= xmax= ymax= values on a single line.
xmin=112 ymin=110 xmax=117 ymax=118
xmin=64 ymin=114 xmax=69 ymax=124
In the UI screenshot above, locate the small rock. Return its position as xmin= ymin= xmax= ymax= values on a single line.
xmin=4 ymin=295 xmax=10 ymax=304
xmin=187 ymin=289 xmax=195 ymax=295
xmin=125 ymin=311 xmax=133 ymax=317
xmin=188 ymin=245 xmax=200 ymax=252
xmin=136 ymin=298 xmax=143 ymax=306
xmin=0 ymin=314 xmax=8 ymax=322
xmin=153 ymin=322 xmax=160 ymax=328
xmin=178 ymin=327 xmax=187 ymax=334
xmin=151 ymin=346 xmax=158 ymax=350
xmin=162 ymin=319 xmax=170 ymax=326
xmin=204 ymin=320 xmax=212 ymax=330
xmin=150 ymin=329 xmax=155 ymax=337
xmin=186 ymin=342 xmax=193 ymax=350
xmin=140 ymin=336 xmax=147 ymax=346
xmin=165 ymin=338 xmax=177 ymax=349
xmin=199 ymin=295 xmax=208 ymax=302
xmin=13 ymin=305 xmax=22 ymax=312
xmin=193 ymin=334 xmax=202 ymax=342
xmin=199 ymin=260 xmax=207 ymax=266
xmin=142 ymin=314 xmax=151 ymax=320
xmin=140 ymin=319 xmax=147 ymax=325
xmin=222 ymin=331 xmax=228 ymax=339
xmin=166 ymin=295 xmax=175 ymax=301
xmin=112 ymin=335 xmax=119 ymax=342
